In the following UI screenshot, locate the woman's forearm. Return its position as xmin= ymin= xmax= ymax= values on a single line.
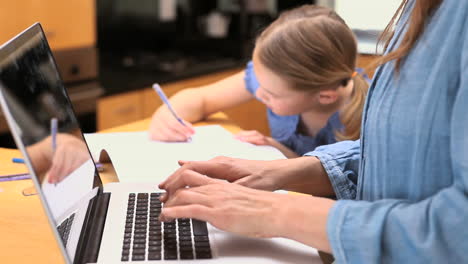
xmin=276 ymin=195 xmax=335 ymax=252
xmin=278 ymin=156 xmax=335 ymax=197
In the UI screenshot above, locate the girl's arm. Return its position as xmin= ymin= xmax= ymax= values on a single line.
xmin=149 ymin=71 xmax=255 ymax=141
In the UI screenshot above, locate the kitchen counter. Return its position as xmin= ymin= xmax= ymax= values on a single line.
xmin=98 ymin=50 xmax=248 ymax=96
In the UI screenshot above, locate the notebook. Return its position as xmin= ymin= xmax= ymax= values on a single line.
xmin=0 ymin=23 xmax=320 ymax=263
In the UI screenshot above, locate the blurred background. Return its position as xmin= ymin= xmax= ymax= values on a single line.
xmin=0 ymin=0 xmax=399 ymax=147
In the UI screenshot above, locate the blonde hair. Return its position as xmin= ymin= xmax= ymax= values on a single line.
xmin=255 ymin=5 xmax=369 ymax=141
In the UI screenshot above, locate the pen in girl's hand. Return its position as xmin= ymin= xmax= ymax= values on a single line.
xmin=152 ymin=83 xmax=186 ymax=126
xmin=51 ymin=117 xmax=58 ymax=186
xmin=152 ymin=83 xmax=193 ymax=141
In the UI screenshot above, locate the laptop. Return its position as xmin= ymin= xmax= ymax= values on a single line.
xmin=0 ymin=23 xmax=320 ymax=264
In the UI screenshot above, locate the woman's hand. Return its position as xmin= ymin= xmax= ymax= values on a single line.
xmin=159 ymin=156 xmax=294 ymax=202
xmin=159 ymin=170 xmax=334 ymax=252
xmin=159 ymin=156 xmax=334 ymax=201
xmin=159 ymin=170 xmax=286 ymax=238
xmin=148 ymin=106 xmax=195 ymax=142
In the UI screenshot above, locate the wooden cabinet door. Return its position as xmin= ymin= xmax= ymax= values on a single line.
xmin=97 ymin=91 xmax=143 ymax=131
xmin=0 ymin=0 xmax=95 ymax=50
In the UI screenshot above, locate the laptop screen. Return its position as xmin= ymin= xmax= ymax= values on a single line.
xmin=0 ymin=23 xmax=102 ymax=260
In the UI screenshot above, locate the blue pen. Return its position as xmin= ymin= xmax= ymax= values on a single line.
xmin=51 ymin=117 xmax=58 ymax=185
xmin=0 ymin=173 xmax=30 ymax=182
xmin=152 ymin=83 xmax=186 ymax=126
xmin=51 ymin=117 xmax=57 ymax=151
xmin=12 ymin=157 xmax=25 ymax=163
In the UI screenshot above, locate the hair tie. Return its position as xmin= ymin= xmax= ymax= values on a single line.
xmin=351 ymin=71 xmax=358 ymax=78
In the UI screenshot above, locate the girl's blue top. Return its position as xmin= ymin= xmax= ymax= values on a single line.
xmin=306 ymin=0 xmax=468 ymax=262
xmin=244 ymin=61 xmax=342 ymax=155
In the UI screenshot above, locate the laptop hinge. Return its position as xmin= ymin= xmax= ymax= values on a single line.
xmin=74 ymin=192 xmax=111 ymax=264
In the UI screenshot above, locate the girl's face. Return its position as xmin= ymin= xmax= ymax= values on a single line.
xmin=253 ymin=54 xmax=345 ymax=116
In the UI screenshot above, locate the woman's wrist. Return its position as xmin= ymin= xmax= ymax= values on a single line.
xmin=279 ymin=156 xmax=334 ymax=196
xmin=275 ymin=194 xmax=334 ymax=252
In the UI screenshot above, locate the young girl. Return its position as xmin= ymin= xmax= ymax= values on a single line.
xmin=149 ymin=5 xmax=369 ymax=158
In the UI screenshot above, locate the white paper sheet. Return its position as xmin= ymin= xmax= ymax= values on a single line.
xmin=84 ymin=125 xmax=285 ymax=183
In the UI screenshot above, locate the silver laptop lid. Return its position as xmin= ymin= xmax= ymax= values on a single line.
xmin=0 ymin=23 xmax=103 ymax=263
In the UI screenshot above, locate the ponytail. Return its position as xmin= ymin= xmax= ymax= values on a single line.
xmin=336 ymin=74 xmax=369 ymax=141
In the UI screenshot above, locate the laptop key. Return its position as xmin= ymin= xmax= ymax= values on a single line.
xmin=194 ymin=235 xmax=209 ymax=242
xmin=133 ymin=238 xmax=146 ymax=244
xmin=192 ymin=219 xmax=208 ymax=236
xmin=195 ymin=241 xmax=210 ymax=247
xmin=179 ymin=230 xmax=192 ymax=236
xmin=132 ymin=249 xmax=145 ymax=254
xmin=165 ymin=243 xmax=178 ymax=250
xmin=148 ymin=245 xmax=161 ymax=252
xmin=148 ymin=253 xmax=161 ymax=260
xmin=164 ymin=252 xmax=178 ymax=260
xmin=179 ymin=240 xmax=192 ymax=247
xmin=179 ymin=235 xmax=192 ymax=241
xmin=149 ymin=240 xmax=162 ymax=246
xmin=195 ymin=246 xmax=211 ymax=253
xmin=180 ymin=252 xmax=194 ymax=260
xmin=196 ymin=252 xmax=212 ymax=259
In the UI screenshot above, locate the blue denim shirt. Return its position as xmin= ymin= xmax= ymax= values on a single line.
xmin=306 ymin=1 xmax=468 ymax=262
xmin=244 ymin=61 xmax=342 ymax=155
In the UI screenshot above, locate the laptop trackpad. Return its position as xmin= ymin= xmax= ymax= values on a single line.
xmin=208 ymin=225 xmax=321 ymax=264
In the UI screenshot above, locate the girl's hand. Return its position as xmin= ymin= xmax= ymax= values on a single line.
xmin=235 ymin=130 xmax=299 ymax=158
xmin=149 ymin=107 xmax=195 ymax=142
xmin=234 ymin=130 xmax=274 ymax=146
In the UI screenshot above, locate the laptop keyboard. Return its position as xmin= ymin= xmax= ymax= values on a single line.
xmin=57 ymin=213 xmax=76 ymax=247
xmin=121 ymin=193 xmax=212 ymax=261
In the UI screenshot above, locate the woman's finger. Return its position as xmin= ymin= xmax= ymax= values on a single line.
xmin=159 ymin=170 xmax=217 ymax=202
xmin=160 ymin=204 xmax=212 ymax=223
xmin=164 ymin=187 xmax=214 ymax=208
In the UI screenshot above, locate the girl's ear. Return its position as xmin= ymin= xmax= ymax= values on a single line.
xmin=318 ymin=89 xmax=339 ymax=105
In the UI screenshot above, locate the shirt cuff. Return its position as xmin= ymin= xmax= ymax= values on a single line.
xmin=327 ymin=200 xmax=352 ymax=264
xmin=305 ymin=151 xmax=356 ymax=200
